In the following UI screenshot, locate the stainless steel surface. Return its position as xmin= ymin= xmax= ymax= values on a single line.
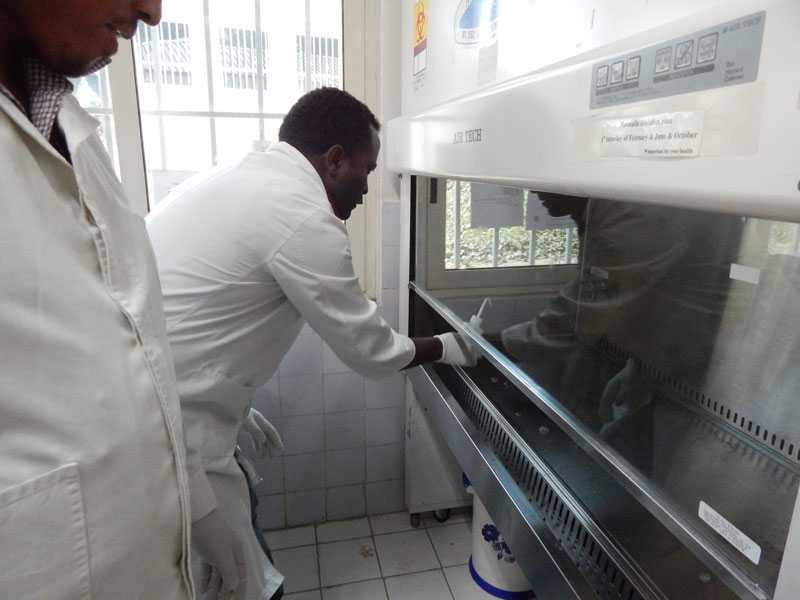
xmin=407 ymin=364 xmax=598 ymax=600
xmin=412 ymin=281 xmax=775 ymax=600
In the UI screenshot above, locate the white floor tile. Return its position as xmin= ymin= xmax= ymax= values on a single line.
xmin=318 ymin=537 xmax=381 ymax=587
xmin=322 ymin=579 xmax=388 ymax=600
xmin=273 ymin=545 xmax=320 ymax=593
xmin=443 ymin=565 xmax=491 ymax=600
xmin=375 ymin=530 xmax=440 ymax=577
xmin=385 ymin=570 xmax=453 ymax=600
xmin=284 ymin=592 xmax=322 ymax=600
xmin=427 ymin=522 xmax=472 ymax=567
xmin=370 ymin=512 xmax=415 ymax=536
xmin=316 ymin=517 xmax=371 ymax=543
xmin=267 ymin=525 xmax=316 ymax=550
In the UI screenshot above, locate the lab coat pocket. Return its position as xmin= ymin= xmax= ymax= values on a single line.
xmin=0 ymin=463 xmax=92 ymax=600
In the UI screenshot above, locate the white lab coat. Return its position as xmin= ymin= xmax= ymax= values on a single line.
xmin=0 ymin=93 xmax=215 ymax=599
xmin=147 ymin=142 xmax=414 ymax=598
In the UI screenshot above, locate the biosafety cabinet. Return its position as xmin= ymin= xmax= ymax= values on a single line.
xmin=388 ymin=1 xmax=800 ymax=599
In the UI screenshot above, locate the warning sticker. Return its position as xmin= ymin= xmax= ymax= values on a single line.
xmin=699 ymin=501 xmax=762 ymax=565
xmin=595 ymin=111 xmax=704 ymax=158
xmin=413 ymin=0 xmax=428 ymax=76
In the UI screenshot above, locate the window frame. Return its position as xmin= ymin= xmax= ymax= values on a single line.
xmin=100 ymin=0 xmax=378 ymax=294
xmin=421 ymin=177 xmax=578 ymax=291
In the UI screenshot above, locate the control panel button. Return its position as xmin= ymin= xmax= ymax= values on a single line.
xmin=697 ymin=32 xmax=719 ymax=64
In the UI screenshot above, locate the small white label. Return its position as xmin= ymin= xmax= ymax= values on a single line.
xmin=699 ymin=501 xmax=762 ymax=565
xmin=730 ymin=263 xmax=761 ymax=285
xmin=470 ymin=183 xmax=524 ymax=229
xmin=595 ymin=111 xmax=704 ymax=158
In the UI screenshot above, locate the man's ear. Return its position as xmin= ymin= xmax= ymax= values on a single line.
xmin=324 ymin=145 xmax=346 ymax=177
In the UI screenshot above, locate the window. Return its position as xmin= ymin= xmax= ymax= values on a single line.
xmin=71 ymin=67 xmax=119 ymax=175
xmin=445 ymin=180 xmax=580 ymax=270
xmin=297 ymin=35 xmax=341 ymax=92
xmin=135 ymin=21 xmax=193 ymax=86
xmin=132 ymin=0 xmax=344 ymax=205
xmin=221 ymin=28 xmax=268 ymax=90
xmin=421 ymin=178 xmax=579 ymax=290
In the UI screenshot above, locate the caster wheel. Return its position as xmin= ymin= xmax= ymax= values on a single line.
xmin=410 ymin=513 xmax=422 ymax=528
xmin=433 ymin=509 xmax=451 ymax=523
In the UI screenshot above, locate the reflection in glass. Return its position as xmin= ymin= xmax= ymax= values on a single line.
xmin=445 ymin=180 xmax=579 ymax=270
xmin=434 ymin=194 xmax=800 ymax=593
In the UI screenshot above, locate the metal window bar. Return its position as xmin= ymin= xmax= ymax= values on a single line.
xmin=220 ymin=27 xmax=268 ymax=90
xmin=454 ymin=181 xmax=462 ymax=270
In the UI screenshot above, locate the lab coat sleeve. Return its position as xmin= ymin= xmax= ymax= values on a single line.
xmin=269 ymin=211 xmax=415 ymax=377
xmin=187 ymin=453 xmax=217 ymax=521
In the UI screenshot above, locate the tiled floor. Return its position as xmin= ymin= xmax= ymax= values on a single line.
xmin=269 ymin=510 xmax=484 ymax=599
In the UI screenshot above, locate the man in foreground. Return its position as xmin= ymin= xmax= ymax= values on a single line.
xmin=147 ymin=87 xmax=477 ymax=598
xmin=0 ymin=1 xmax=242 ymax=598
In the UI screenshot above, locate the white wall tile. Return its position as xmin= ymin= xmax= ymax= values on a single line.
xmin=253 ymin=456 xmax=284 ymax=495
xmin=366 ymin=408 xmax=404 ymax=446
xmin=325 ymin=411 xmax=366 ymax=450
xmin=365 ymin=373 xmax=405 ymax=409
xmin=382 ymin=202 xmax=401 ymax=246
xmin=366 ymin=444 xmax=403 ymax=482
xmin=283 ymin=415 xmax=325 ymax=455
xmin=284 ymin=453 xmax=325 ymax=492
xmin=381 ymin=245 xmax=400 ymax=290
xmin=281 ymin=374 xmax=324 ymax=416
xmin=379 ymin=289 xmax=399 ymax=330
xmin=366 ymin=480 xmax=405 ymax=515
xmin=326 ymin=485 xmax=367 ymax=521
xmin=256 ymin=494 xmax=286 ymax=531
xmin=252 ymin=377 xmax=281 ymax=420
xmin=324 ymin=372 xmax=365 ymax=413
xmin=286 ymin=489 xmax=326 ymax=526
xmin=323 ymin=342 xmax=352 ymax=374
xmin=326 ymin=448 xmax=366 ymax=487
xmin=280 ymin=330 xmax=323 ymax=376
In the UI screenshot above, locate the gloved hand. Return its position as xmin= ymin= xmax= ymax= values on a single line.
xmin=598 ymin=357 xmax=652 ymax=438
xmin=242 ymin=408 xmax=284 ymax=459
xmin=435 ymin=332 xmax=479 ymax=368
xmin=194 ymin=509 xmax=246 ymax=600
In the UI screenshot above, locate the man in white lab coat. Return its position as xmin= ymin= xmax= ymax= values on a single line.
xmin=0 ymin=2 xmax=244 ymax=599
xmin=147 ymin=87 xmax=476 ymax=598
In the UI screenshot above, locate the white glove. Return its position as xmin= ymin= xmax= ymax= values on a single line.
xmin=194 ymin=509 xmax=246 ymax=600
xmin=435 ymin=332 xmax=479 ymax=367
xmin=598 ymin=358 xmax=652 ymax=438
xmin=242 ymin=408 xmax=284 ymax=459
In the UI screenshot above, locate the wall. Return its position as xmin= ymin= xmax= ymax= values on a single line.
xmin=244 ymin=0 xmax=408 ymax=529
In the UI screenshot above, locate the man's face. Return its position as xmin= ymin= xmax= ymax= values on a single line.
xmin=327 ymin=127 xmax=380 ymax=221
xmin=10 ymin=0 xmax=161 ymax=76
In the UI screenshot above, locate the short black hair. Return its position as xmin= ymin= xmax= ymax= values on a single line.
xmin=279 ymin=87 xmax=380 ymax=157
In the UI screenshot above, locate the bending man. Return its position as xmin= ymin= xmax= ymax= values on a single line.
xmin=147 ymin=87 xmax=475 ymax=599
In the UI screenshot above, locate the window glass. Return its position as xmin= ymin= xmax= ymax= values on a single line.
xmin=445 ymin=180 xmax=580 ymax=270
xmin=133 ymin=0 xmax=343 ymax=205
xmin=71 ymin=67 xmax=120 ymax=175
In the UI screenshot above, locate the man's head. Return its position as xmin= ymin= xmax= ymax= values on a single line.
xmin=279 ymin=87 xmax=380 ymax=221
xmin=1 ymin=0 xmax=161 ymax=77
xmin=536 ymin=192 xmax=588 ymax=219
